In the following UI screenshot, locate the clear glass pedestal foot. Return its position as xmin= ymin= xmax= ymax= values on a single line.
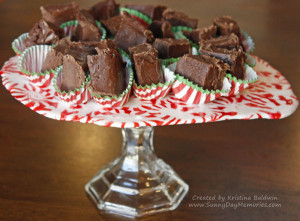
xmin=85 ymin=127 xmax=189 ymax=218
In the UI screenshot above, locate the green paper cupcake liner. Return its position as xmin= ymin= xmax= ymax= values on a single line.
xmin=120 ymin=7 xmax=152 ymax=25
xmin=172 ymin=26 xmax=194 ymax=33
xmin=18 ymin=45 xmax=60 ymax=87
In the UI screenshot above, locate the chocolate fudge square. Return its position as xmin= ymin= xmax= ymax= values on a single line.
xmin=213 ymin=16 xmax=241 ymax=37
xmin=73 ymin=9 xmax=101 ymax=42
xmin=114 ymin=14 xmax=154 ymax=53
xmin=66 ymin=42 xmax=99 ymax=72
xmin=176 ymin=54 xmax=229 ymax=90
xmin=129 ymin=42 xmax=157 ymax=59
xmin=125 ymin=4 xmax=167 ymax=20
xmin=87 ymin=48 xmax=126 ymax=96
xmin=152 ymin=38 xmax=191 ymax=59
xmin=83 ymin=39 xmax=117 ymax=50
xmin=24 ymin=19 xmax=64 ymax=48
xmin=101 ymin=15 xmax=122 ymax=36
xmin=162 ymin=9 xmax=198 ymax=29
xmin=200 ymin=46 xmax=245 ymax=79
xmin=148 ymin=20 xmax=175 ymax=38
xmin=42 ymin=37 xmax=71 ymax=72
xmin=129 ymin=43 xmax=164 ymax=86
xmin=40 ymin=2 xmax=79 ymax=26
xmin=183 ymin=25 xmax=217 ymax=44
xmin=90 ymin=0 xmax=119 ymax=21
xmin=61 ymin=55 xmax=86 ymax=92
xmin=68 ymin=40 xmax=117 ymax=66
xmin=200 ymin=33 xmax=240 ymax=50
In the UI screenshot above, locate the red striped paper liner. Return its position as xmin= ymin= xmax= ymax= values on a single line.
xmin=18 ymin=45 xmax=57 ymax=87
xmin=167 ymin=63 xmax=231 ymax=104
xmin=12 ymin=33 xmax=29 ymax=56
xmin=133 ymin=64 xmax=175 ymax=100
xmin=90 ymin=65 xmax=134 ymax=108
xmin=53 ymin=66 xmax=91 ymax=105
xmin=227 ymin=65 xmax=258 ymax=96
xmin=172 ymin=77 xmax=231 ymax=104
xmin=133 ymin=83 xmax=173 ymax=100
xmin=92 ymin=89 xmax=132 ymax=108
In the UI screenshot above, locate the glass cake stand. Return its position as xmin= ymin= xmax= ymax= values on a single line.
xmin=85 ymin=127 xmax=188 ymax=217
xmin=0 ymin=55 xmax=298 ymax=217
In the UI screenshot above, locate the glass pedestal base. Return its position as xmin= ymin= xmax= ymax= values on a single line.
xmin=85 ymin=127 xmax=189 ymax=218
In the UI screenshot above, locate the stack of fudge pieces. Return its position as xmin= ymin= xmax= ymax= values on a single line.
xmin=24 ymin=1 xmax=126 ymax=96
xmin=22 ymin=0 xmax=247 ymax=98
xmin=101 ymin=3 xmax=198 ymax=87
xmin=179 ymin=16 xmax=247 ymax=90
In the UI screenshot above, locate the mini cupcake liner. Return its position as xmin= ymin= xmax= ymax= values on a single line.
xmin=245 ymin=53 xmax=256 ymax=68
xmin=133 ymin=62 xmax=175 ymax=100
xmin=60 ymin=20 xmax=106 ymax=40
xmin=89 ymin=50 xmax=134 ymax=108
xmin=120 ymin=7 xmax=152 ymax=27
xmin=171 ymin=26 xmax=194 ymax=33
xmin=53 ymin=66 xmax=91 ymax=105
xmin=12 ymin=33 xmax=29 ymax=56
xmin=18 ymin=45 xmax=58 ymax=87
xmin=241 ymin=30 xmax=255 ymax=54
xmin=227 ymin=64 xmax=258 ymax=96
xmin=166 ymin=61 xmax=231 ymax=104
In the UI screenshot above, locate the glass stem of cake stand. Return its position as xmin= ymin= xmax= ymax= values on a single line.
xmin=85 ymin=126 xmax=189 ymax=218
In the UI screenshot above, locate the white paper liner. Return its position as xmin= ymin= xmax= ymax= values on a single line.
xmin=18 ymin=45 xmax=56 ymax=87
xmin=241 ymin=30 xmax=255 ymax=54
xmin=12 ymin=33 xmax=29 ymax=56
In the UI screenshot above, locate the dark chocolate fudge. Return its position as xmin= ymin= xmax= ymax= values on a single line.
xmin=200 ymin=46 xmax=245 ymax=79
xmin=114 ymin=14 xmax=154 ymax=52
xmin=73 ymin=9 xmax=101 ymax=42
xmin=40 ymin=2 xmax=79 ymax=26
xmin=213 ymin=16 xmax=241 ymax=37
xmin=200 ymin=33 xmax=240 ymax=50
xmin=129 ymin=42 xmax=157 ymax=59
xmin=43 ymin=39 xmax=116 ymax=73
xmin=42 ymin=48 xmax=63 ymax=72
xmin=129 ymin=43 xmax=164 ymax=86
xmin=24 ymin=19 xmax=64 ymax=48
xmin=60 ymin=55 xmax=86 ymax=92
xmin=87 ymin=48 xmax=126 ymax=96
xmin=82 ymin=39 xmax=117 ymax=50
xmin=176 ymin=54 xmax=229 ymax=90
xmin=152 ymin=38 xmax=191 ymax=59
xmin=148 ymin=20 xmax=175 ymax=38
xmin=90 ymin=0 xmax=120 ymax=21
xmin=183 ymin=25 xmax=217 ymax=43
xmin=41 ymin=38 xmax=71 ymax=72
xmin=162 ymin=9 xmax=198 ymax=29
xmin=125 ymin=4 xmax=167 ymax=20
xmin=101 ymin=15 xmax=122 ymax=36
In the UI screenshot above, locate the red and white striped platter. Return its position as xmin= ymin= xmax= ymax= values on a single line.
xmin=0 ymin=55 xmax=298 ymax=128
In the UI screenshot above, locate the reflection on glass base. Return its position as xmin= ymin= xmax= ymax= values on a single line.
xmin=85 ymin=127 xmax=189 ymax=217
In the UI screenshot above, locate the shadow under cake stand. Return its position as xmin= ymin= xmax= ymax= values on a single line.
xmin=1 ymin=55 xmax=298 ymax=218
